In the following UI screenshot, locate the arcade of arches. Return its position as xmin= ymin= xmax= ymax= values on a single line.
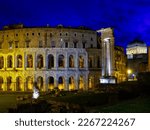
xmin=0 ymin=48 xmax=92 ymax=92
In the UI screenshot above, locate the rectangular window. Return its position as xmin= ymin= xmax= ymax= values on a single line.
xmin=51 ymin=41 xmax=55 ymax=48
xmin=82 ymin=43 xmax=85 ymax=48
xmin=74 ymin=42 xmax=77 ymax=48
xmin=26 ymin=42 xmax=29 ymax=48
xmin=15 ymin=41 xmax=19 ymax=48
xmin=65 ymin=42 xmax=68 ymax=48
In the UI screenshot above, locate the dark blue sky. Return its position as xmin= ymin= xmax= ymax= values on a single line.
xmin=0 ymin=0 xmax=150 ymax=48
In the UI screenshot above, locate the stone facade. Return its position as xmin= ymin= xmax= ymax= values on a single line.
xmin=114 ymin=46 xmax=127 ymax=83
xmin=0 ymin=24 xmax=126 ymax=92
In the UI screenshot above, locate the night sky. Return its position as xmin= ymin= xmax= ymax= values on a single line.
xmin=0 ymin=0 xmax=150 ymax=48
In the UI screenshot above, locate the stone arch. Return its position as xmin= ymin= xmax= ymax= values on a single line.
xmin=0 ymin=77 xmax=3 ymax=91
xmin=88 ymin=76 xmax=94 ymax=89
xmin=37 ymin=76 xmax=44 ymax=91
xmin=48 ymin=54 xmax=54 ymax=69
xmin=27 ymin=54 xmax=33 ymax=68
xmin=69 ymin=55 xmax=74 ymax=68
xmin=79 ymin=55 xmax=84 ymax=68
xmin=7 ymin=55 xmax=13 ymax=68
xmin=26 ymin=76 xmax=33 ymax=91
xmin=16 ymin=76 xmax=23 ymax=91
xmin=79 ymin=75 xmax=84 ymax=90
xmin=69 ymin=76 xmax=75 ymax=90
xmin=48 ymin=76 xmax=54 ymax=90
xmin=0 ymin=56 xmax=4 ymax=69
xmin=58 ymin=76 xmax=65 ymax=90
xmin=58 ymin=54 xmax=65 ymax=68
xmin=7 ymin=76 xmax=12 ymax=91
xmin=37 ymin=54 xmax=44 ymax=69
xmin=17 ymin=55 xmax=22 ymax=68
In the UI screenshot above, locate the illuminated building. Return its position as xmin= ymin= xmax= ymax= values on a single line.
xmin=0 ymin=24 xmax=126 ymax=92
xmin=114 ymin=46 xmax=127 ymax=83
xmin=126 ymin=39 xmax=148 ymax=80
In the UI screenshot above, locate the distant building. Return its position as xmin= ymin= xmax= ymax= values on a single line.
xmin=126 ymin=39 xmax=148 ymax=80
xmin=114 ymin=46 xmax=127 ymax=83
xmin=0 ymin=24 xmax=126 ymax=92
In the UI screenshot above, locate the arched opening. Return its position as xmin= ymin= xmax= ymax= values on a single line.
xmin=0 ymin=77 xmax=3 ymax=91
xmin=79 ymin=56 xmax=84 ymax=68
xmin=16 ymin=76 xmax=23 ymax=91
xmin=7 ymin=55 xmax=13 ymax=68
xmin=26 ymin=76 xmax=33 ymax=91
xmin=0 ymin=56 xmax=4 ymax=69
xmin=69 ymin=55 xmax=74 ymax=68
xmin=17 ymin=55 xmax=22 ymax=68
xmin=7 ymin=76 xmax=12 ymax=91
xmin=37 ymin=76 xmax=44 ymax=91
xmin=69 ymin=76 xmax=75 ymax=90
xmin=79 ymin=75 xmax=84 ymax=90
xmin=37 ymin=55 xmax=43 ymax=69
xmin=58 ymin=76 xmax=65 ymax=90
xmin=58 ymin=54 xmax=65 ymax=68
xmin=48 ymin=76 xmax=54 ymax=90
xmin=27 ymin=54 xmax=33 ymax=68
xmin=88 ymin=76 xmax=94 ymax=89
xmin=48 ymin=54 xmax=54 ymax=69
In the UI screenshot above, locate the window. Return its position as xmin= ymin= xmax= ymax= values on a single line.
xmin=16 ymin=34 xmax=18 ymax=36
xmin=82 ymin=34 xmax=84 ymax=37
xmin=69 ymin=55 xmax=74 ymax=68
xmin=48 ymin=54 xmax=54 ymax=69
xmin=66 ymin=33 xmax=68 ymax=36
xmin=50 ymin=33 xmax=52 ymax=37
xmin=74 ymin=33 xmax=77 ymax=37
xmin=7 ymin=55 xmax=13 ymax=68
xmin=32 ymin=33 xmax=34 ymax=36
xmin=15 ymin=41 xmax=19 ymax=48
xmin=60 ymin=33 xmax=62 ymax=36
xmin=58 ymin=55 xmax=65 ymax=68
xmin=82 ymin=42 xmax=86 ymax=48
xmin=38 ymin=33 xmax=40 ymax=36
xmin=26 ymin=41 xmax=29 ymax=48
xmin=26 ymin=33 xmax=29 ymax=36
xmin=17 ymin=55 xmax=22 ymax=68
xmin=37 ymin=55 xmax=43 ymax=69
xmin=91 ymin=44 xmax=93 ymax=48
xmin=65 ymin=42 xmax=68 ymax=48
xmin=51 ymin=41 xmax=55 ymax=48
xmin=27 ymin=55 xmax=33 ymax=68
xmin=91 ymin=37 xmax=93 ymax=41
xmin=73 ymin=40 xmax=78 ymax=48
xmin=79 ymin=56 xmax=84 ymax=68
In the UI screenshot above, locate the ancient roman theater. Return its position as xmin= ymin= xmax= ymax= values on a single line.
xmin=0 ymin=24 xmax=126 ymax=92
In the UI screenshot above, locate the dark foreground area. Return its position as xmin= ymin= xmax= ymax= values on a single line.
xmin=0 ymin=80 xmax=150 ymax=113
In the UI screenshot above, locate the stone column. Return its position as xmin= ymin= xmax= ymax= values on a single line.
xmin=65 ymin=77 xmax=69 ymax=91
xmin=75 ymin=75 xmax=79 ymax=90
xmin=54 ymin=75 xmax=58 ymax=88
